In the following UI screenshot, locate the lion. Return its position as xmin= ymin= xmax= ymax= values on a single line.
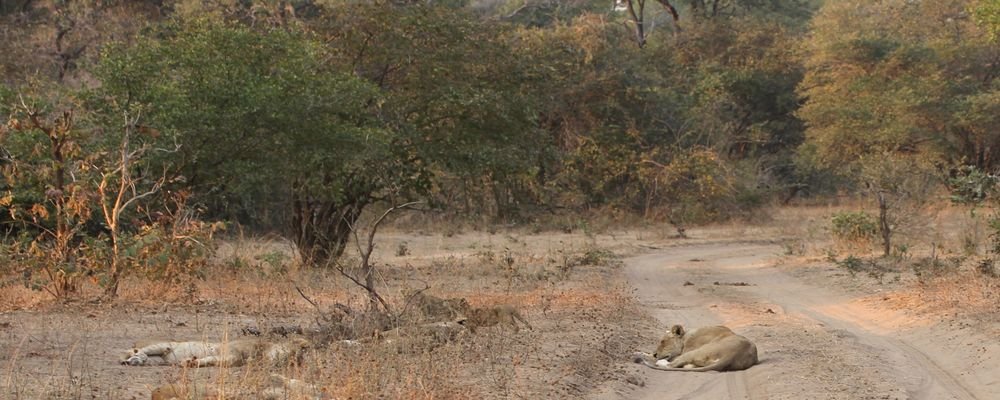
xmin=461 ymin=305 xmax=531 ymax=333
xmin=368 ymin=320 xmax=468 ymax=354
xmin=376 ymin=320 xmax=468 ymax=343
xmin=404 ymin=289 xmax=470 ymax=322
xmin=632 ymin=324 xmax=757 ymax=372
xmin=122 ymin=337 xmax=310 ymax=368
xmin=151 ymin=373 xmax=326 ymax=400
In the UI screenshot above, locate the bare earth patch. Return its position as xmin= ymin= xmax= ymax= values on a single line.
xmin=2 ymin=219 xmax=998 ymax=399
xmin=603 ymin=238 xmax=999 ymax=400
xmin=1 ymin=229 xmax=663 ymax=399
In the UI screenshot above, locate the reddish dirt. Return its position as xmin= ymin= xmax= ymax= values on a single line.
xmin=598 ymin=241 xmax=999 ymax=400
xmin=1 ymin=230 xmax=997 ymax=399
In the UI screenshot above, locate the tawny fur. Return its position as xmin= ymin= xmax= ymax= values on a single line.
xmin=462 ymin=305 xmax=531 ymax=333
xmin=404 ymin=290 xmax=470 ymax=322
xmin=122 ymin=337 xmax=310 ymax=368
xmin=633 ymin=324 xmax=758 ymax=372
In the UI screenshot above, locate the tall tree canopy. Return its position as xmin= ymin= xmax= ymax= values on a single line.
xmin=799 ymin=0 xmax=1000 ymax=170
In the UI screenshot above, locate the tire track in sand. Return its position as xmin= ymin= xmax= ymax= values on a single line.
xmin=610 ymin=242 xmax=992 ymax=400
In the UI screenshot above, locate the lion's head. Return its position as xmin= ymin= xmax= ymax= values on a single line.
xmin=653 ymin=324 xmax=686 ymax=360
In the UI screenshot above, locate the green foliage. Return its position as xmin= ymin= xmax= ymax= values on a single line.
xmin=17 ymin=0 xmax=1000 ymax=282
xmin=639 ymin=147 xmax=740 ymax=228
xmin=95 ymin=18 xmax=396 ymax=264
xmin=948 ymin=165 xmax=999 ymax=205
xmin=125 ymin=219 xmax=222 ymax=283
xmin=1 ymin=94 xmax=104 ymax=297
xmin=474 ymin=0 xmax=609 ymax=27
xmin=799 ymin=0 xmax=999 ymax=172
xmin=570 ymin=248 xmax=621 ymax=268
xmin=830 ymin=254 xmax=865 ymax=277
xmin=972 ymin=0 xmax=1000 ymax=40
xmin=858 ymin=154 xmax=940 ymax=256
xmin=830 ymin=211 xmax=877 ymax=242
xmin=97 ymin=18 xmax=384 ymax=206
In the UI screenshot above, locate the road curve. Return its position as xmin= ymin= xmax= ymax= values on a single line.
xmin=603 ymin=242 xmax=995 ymax=400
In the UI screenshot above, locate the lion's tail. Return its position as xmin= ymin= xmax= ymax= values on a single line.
xmin=642 ymin=362 xmax=723 ymax=372
xmin=631 ymin=352 xmax=730 ymax=372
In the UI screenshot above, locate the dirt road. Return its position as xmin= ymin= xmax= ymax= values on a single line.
xmin=601 ymin=242 xmax=999 ymax=400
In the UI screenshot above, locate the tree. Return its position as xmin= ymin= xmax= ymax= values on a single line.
xmin=96 ymin=107 xmax=174 ymax=297
xmin=313 ymin=3 xmax=544 ymax=221
xmin=796 ymin=1 xmax=998 ymax=255
xmin=2 ymin=94 xmax=99 ymax=297
xmin=98 ymin=8 xmax=543 ymax=265
xmin=619 ymin=0 xmax=680 ymax=47
xmin=857 ymin=154 xmax=939 ymax=257
xmin=639 ymin=147 xmax=737 ymax=236
xmin=0 ymin=0 xmax=164 ymax=86
xmin=337 ymin=201 xmax=423 ymax=312
xmin=96 ymin=19 xmax=386 ymax=266
xmin=799 ymin=0 xmax=999 ymax=170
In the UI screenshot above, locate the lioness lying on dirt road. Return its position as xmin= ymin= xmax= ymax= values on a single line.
xmin=122 ymin=337 xmax=310 ymax=367
xmin=632 ymin=325 xmax=757 ymax=372
xmin=151 ymin=373 xmax=327 ymax=400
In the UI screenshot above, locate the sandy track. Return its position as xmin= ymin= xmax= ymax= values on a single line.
xmin=602 ymin=242 xmax=998 ymax=400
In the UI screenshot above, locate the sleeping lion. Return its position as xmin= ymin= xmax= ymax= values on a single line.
xmin=121 ymin=337 xmax=310 ymax=368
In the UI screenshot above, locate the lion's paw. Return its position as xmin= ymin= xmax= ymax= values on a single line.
xmin=631 ymin=351 xmax=652 ymax=364
xmin=123 ymin=352 xmax=149 ymax=366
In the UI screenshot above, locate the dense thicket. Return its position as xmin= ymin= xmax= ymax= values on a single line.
xmin=1 ymin=0 xmax=997 ymax=291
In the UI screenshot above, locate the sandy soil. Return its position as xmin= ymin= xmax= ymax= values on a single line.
xmin=599 ymin=241 xmax=999 ymax=400
xmin=1 ymin=226 xmax=997 ymax=399
xmin=0 ymin=229 xmax=656 ymax=399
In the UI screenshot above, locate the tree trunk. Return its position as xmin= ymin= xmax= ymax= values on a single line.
xmin=105 ymin=232 xmax=121 ymax=297
xmin=291 ymin=189 xmax=370 ymax=266
xmin=877 ymin=191 xmax=891 ymax=257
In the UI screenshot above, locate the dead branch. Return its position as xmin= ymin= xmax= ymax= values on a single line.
xmin=295 ymin=284 xmax=321 ymax=311
xmin=339 ymin=201 xmax=425 ymax=313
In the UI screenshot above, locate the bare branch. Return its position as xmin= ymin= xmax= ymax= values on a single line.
xmin=657 ymin=0 xmax=682 ymax=33
xmin=339 ymin=200 xmax=425 ymax=313
xmin=294 ymin=284 xmax=321 ymax=310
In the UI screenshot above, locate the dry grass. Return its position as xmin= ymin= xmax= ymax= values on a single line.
xmin=5 ymin=201 xmax=996 ymax=398
xmin=882 ymin=271 xmax=1000 ymax=321
xmin=0 ymin=227 xmax=656 ymax=399
xmin=772 ymin=200 xmax=1000 ymax=325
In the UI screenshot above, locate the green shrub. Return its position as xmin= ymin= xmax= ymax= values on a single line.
xmin=948 ymin=165 xmax=998 ymax=205
xmin=834 ymin=255 xmax=866 ymax=276
xmin=830 ymin=211 xmax=877 ymax=242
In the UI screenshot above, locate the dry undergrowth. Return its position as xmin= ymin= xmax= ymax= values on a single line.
xmin=773 ymin=201 xmax=1000 ymax=323
xmin=0 ymin=228 xmax=652 ymax=399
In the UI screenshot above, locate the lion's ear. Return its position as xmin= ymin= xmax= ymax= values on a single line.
xmin=670 ymin=325 xmax=685 ymax=336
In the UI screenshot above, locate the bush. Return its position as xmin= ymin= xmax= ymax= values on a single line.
xmin=987 ymin=215 xmax=1000 ymax=255
xmin=948 ymin=165 xmax=998 ymax=205
xmin=975 ymin=258 xmax=997 ymax=278
xmin=830 ymin=211 xmax=877 ymax=242
xmin=126 ymin=219 xmax=223 ymax=284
